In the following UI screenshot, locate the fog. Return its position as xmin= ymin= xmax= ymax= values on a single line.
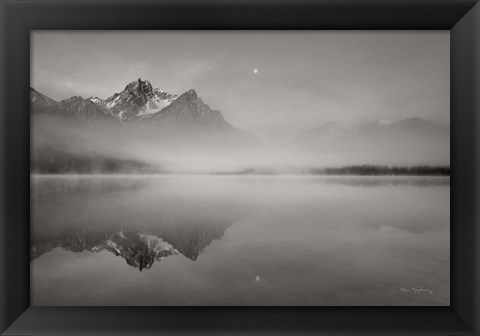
xmin=32 ymin=113 xmax=449 ymax=174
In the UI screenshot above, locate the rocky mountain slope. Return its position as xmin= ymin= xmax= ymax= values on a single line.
xmin=103 ymin=79 xmax=178 ymax=120
xmin=31 ymin=79 xmax=238 ymax=134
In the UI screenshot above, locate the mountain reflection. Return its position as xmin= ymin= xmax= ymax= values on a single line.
xmin=31 ymin=222 xmax=232 ymax=271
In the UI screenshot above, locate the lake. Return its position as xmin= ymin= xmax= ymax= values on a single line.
xmin=30 ymin=175 xmax=450 ymax=306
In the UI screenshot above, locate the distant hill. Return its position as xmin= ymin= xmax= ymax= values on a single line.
xmin=304 ymin=117 xmax=448 ymax=139
xmin=297 ymin=117 xmax=449 ymax=166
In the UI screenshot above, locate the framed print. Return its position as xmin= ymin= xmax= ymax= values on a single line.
xmin=1 ymin=0 xmax=479 ymax=335
xmin=29 ymin=30 xmax=451 ymax=307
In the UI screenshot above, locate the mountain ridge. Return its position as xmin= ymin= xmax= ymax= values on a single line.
xmin=31 ymin=84 xmax=447 ymax=136
xmin=31 ymin=79 xmax=238 ymax=135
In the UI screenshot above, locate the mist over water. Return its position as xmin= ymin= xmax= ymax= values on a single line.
xmin=31 ymin=175 xmax=450 ymax=306
xmin=32 ymin=114 xmax=450 ymax=174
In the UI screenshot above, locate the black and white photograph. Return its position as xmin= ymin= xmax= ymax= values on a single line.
xmin=30 ymin=31 xmax=450 ymax=306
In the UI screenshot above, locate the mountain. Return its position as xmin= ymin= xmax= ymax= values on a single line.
xmin=30 ymin=88 xmax=57 ymax=107
xmin=296 ymin=117 xmax=449 ymax=166
xmin=30 ymin=88 xmax=60 ymax=115
xmin=360 ymin=117 xmax=447 ymax=134
xmin=137 ymin=89 xmax=236 ymax=135
xmin=31 ymin=88 xmax=115 ymax=121
xmin=306 ymin=121 xmax=352 ymax=138
xmin=30 ymin=79 xmax=239 ymax=135
xmin=57 ymin=96 xmax=114 ymax=121
xmin=104 ymin=79 xmax=178 ymax=120
xmin=304 ymin=117 xmax=447 ymax=139
xmin=388 ymin=117 xmax=447 ymax=133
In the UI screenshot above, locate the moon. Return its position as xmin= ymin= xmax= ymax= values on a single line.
xmin=253 ymin=68 xmax=259 ymax=74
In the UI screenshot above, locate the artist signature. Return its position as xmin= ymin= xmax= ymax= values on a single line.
xmin=400 ymin=287 xmax=434 ymax=295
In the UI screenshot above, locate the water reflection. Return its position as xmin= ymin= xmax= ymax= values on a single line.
xmin=31 ymin=224 xmax=231 ymax=271
xmin=31 ymin=175 xmax=450 ymax=306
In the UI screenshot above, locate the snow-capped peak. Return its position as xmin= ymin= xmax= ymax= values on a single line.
xmin=103 ymin=79 xmax=178 ymax=120
xmin=88 ymin=97 xmax=104 ymax=105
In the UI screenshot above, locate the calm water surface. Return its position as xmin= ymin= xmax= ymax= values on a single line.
xmin=31 ymin=175 xmax=450 ymax=306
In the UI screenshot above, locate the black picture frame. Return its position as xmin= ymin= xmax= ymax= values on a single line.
xmin=1 ymin=0 xmax=479 ymax=335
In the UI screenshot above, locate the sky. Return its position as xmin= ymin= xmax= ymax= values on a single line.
xmin=31 ymin=31 xmax=449 ymax=133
